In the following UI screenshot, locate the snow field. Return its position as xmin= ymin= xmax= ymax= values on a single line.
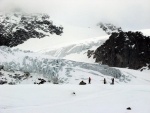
xmin=0 ymin=84 xmax=150 ymax=113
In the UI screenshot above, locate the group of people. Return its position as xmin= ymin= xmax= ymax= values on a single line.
xmin=88 ymin=77 xmax=115 ymax=85
xmin=104 ymin=78 xmax=114 ymax=84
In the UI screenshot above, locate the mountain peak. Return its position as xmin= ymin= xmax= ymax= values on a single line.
xmin=0 ymin=12 xmax=63 ymax=47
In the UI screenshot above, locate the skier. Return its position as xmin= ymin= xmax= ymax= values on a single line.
xmin=88 ymin=77 xmax=91 ymax=84
xmin=104 ymin=78 xmax=106 ymax=84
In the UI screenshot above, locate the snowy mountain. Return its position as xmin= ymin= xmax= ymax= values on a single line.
xmin=0 ymin=12 xmax=63 ymax=47
xmin=0 ymin=22 xmax=150 ymax=113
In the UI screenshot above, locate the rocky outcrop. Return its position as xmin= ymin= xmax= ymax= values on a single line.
xmin=0 ymin=12 xmax=63 ymax=47
xmin=87 ymin=50 xmax=94 ymax=58
xmin=94 ymin=31 xmax=150 ymax=69
xmin=97 ymin=23 xmax=122 ymax=35
xmin=79 ymin=80 xmax=86 ymax=85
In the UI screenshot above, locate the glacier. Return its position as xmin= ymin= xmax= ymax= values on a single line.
xmin=0 ymin=46 xmax=128 ymax=84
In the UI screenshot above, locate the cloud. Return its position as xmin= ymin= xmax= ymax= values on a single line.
xmin=0 ymin=0 xmax=150 ymax=30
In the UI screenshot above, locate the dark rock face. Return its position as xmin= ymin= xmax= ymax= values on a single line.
xmin=94 ymin=31 xmax=150 ymax=69
xmin=87 ymin=50 xmax=94 ymax=58
xmin=0 ymin=13 xmax=63 ymax=47
xmin=97 ymin=22 xmax=122 ymax=35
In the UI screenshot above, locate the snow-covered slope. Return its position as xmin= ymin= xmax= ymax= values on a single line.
xmin=37 ymin=36 xmax=109 ymax=63
xmin=37 ymin=29 xmax=150 ymax=63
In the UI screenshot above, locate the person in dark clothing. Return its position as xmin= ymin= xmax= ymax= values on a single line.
xmin=104 ymin=78 xmax=106 ymax=84
xmin=88 ymin=77 xmax=91 ymax=84
xmin=111 ymin=78 xmax=114 ymax=85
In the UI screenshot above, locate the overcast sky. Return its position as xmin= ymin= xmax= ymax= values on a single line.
xmin=0 ymin=0 xmax=150 ymax=51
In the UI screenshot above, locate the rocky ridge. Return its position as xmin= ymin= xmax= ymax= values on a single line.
xmin=0 ymin=12 xmax=63 ymax=47
xmin=94 ymin=31 xmax=150 ymax=69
